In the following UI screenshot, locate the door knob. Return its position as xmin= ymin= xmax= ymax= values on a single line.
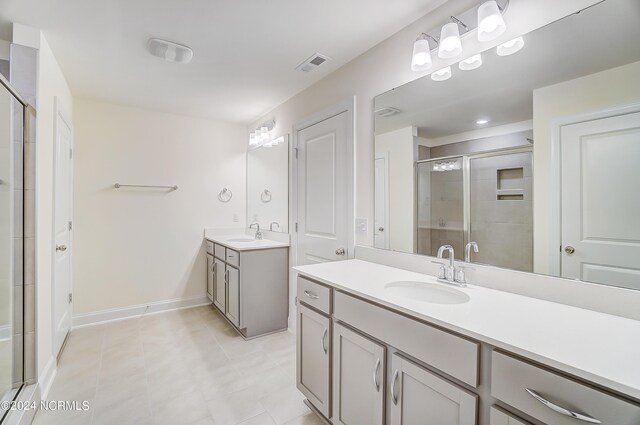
xmin=564 ymin=246 xmax=575 ymax=255
xmin=378 ymin=227 xmax=384 ymax=232
xmin=335 ymin=248 xmax=346 ymax=256
xmin=56 ymin=245 xmax=67 ymax=252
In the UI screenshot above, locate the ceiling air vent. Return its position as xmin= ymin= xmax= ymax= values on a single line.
xmin=296 ymin=53 xmax=330 ymax=72
xmin=147 ymin=38 xmax=193 ymax=64
xmin=374 ymin=107 xmax=401 ymax=118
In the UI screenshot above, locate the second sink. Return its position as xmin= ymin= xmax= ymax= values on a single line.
xmin=384 ymin=281 xmax=470 ymax=305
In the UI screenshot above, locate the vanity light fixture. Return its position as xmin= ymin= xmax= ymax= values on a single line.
xmin=249 ymin=119 xmax=276 ymax=148
xmin=431 ymin=66 xmax=452 ymax=82
xmin=477 ymin=1 xmax=507 ymax=42
xmin=459 ymin=54 xmax=483 ymax=71
xmin=438 ymin=17 xmax=467 ymax=59
xmin=411 ymin=33 xmax=438 ymax=71
xmin=497 ymin=36 xmax=524 ymax=56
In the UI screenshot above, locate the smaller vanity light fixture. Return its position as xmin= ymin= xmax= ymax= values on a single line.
xmin=477 ymin=0 xmax=507 ymax=42
xmin=438 ymin=18 xmax=467 ymax=59
xmin=431 ymin=66 xmax=452 ymax=82
xmin=497 ymin=36 xmax=525 ymax=56
xmin=432 ymin=160 xmax=462 ymax=172
xmin=249 ymin=119 xmax=276 ymax=148
xmin=459 ymin=54 xmax=483 ymax=71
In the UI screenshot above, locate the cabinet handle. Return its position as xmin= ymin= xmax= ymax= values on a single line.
xmin=525 ymin=388 xmax=601 ymax=424
xmin=372 ymin=358 xmax=381 ymax=391
xmin=321 ymin=328 xmax=328 ymax=354
xmin=391 ymin=369 xmax=399 ymax=405
xmin=304 ymin=290 xmax=319 ymax=300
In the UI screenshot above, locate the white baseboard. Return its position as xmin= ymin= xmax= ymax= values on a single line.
xmin=39 ymin=356 xmax=57 ymax=401
xmin=72 ymin=295 xmax=211 ymax=328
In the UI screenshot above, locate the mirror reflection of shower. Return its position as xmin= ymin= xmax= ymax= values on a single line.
xmin=416 ymin=131 xmax=533 ymax=272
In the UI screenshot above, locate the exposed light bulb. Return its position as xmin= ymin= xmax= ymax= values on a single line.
xmin=438 ymin=22 xmax=462 ymax=59
xmin=431 ymin=66 xmax=452 ymax=82
xmin=497 ymin=36 xmax=524 ymax=56
xmin=411 ymin=36 xmax=433 ymax=72
xmin=459 ymin=54 xmax=482 ymax=71
xmin=478 ymin=1 xmax=506 ymax=42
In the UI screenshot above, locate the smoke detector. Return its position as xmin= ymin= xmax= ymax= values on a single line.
xmin=296 ymin=53 xmax=331 ymax=72
xmin=374 ymin=107 xmax=401 ymax=118
xmin=147 ymin=38 xmax=193 ymax=64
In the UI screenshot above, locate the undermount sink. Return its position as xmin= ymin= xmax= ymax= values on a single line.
xmin=384 ymin=281 xmax=470 ymax=305
xmin=227 ymin=238 xmax=256 ymax=242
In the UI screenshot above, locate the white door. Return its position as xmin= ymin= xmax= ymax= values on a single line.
xmin=53 ymin=104 xmax=73 ymax=358
xmin=374 ymin=155 xmax=389 ymax=249
xmin=561 ymin=111 xmax=640 ymax=289
xmin=296 ymin=110 xmax=350 ymax=265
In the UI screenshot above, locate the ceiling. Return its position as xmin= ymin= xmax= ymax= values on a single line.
xmin=374 ymin=0 xmax=640 ymax=138
xmin=0 ymin=0 xmax=445 ymax=123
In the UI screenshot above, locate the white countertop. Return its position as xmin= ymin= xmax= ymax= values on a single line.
xmin=294 ymin=259 xmax=640 ymax=400
xmin=205 ymin=232 xmax=289 ymax=251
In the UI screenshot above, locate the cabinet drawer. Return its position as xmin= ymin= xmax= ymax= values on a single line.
xmin=334 ymin=291 xmax=479 ymax=387
xmin=226 ymin=249 xmax=239 ymax=267
xmin=491 ymin=351 xmax=640 ymax=425
xmin=297 ymin=276 xmax=331 ymax=314
xmin=490 ymin=406 xmax=530 ymax=425
xmin=214 ymin=243 xmax=226 ymax=260
xmin=206 ymin=240 xmax=214 ymax=255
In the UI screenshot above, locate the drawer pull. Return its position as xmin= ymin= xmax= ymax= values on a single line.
xmin=525 ymin=388 xmax=601 ymax=424
xmin=391 ymin=369 xmax=399 ymax=405
xmin=321 ymin=328 xmax=328 ymax=354
xmin=304 ymin=290 xmax=319 ymax=300
xmin=373 ymin=358 xmax=381 ymax=391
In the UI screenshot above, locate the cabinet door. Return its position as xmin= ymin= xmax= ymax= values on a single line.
xmin=332 ymin=322 xmax=385 ymax=425
xmin=206 ymin=254 xmax=214 ymax=301
xmin=297 ymin=304 xmax=331 ymax=419
xmin=213 ymin=258 xmax=226 ymax=312
xmin=490 ymin=407 xmax=531 ymax=425
xmin=225 ymin=266 xmax=240 ymax=327
xmin=389 ymin=354 xmax=477 ymax=425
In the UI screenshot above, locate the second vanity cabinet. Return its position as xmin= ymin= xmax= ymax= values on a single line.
xmin=296 ymin=274 xmax=640 ymax=425
xmin=207 ymin=239 xmax=288 ymax=338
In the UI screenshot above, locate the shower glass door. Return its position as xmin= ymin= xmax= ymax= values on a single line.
xmin=416 ymin=157 xmax=464 ymax=259
xmin=0 ymin=80 xmax=25 ymax=420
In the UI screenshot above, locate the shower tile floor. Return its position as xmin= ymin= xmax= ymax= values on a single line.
xmin=33 ymin=305 xmax=322 ymax=425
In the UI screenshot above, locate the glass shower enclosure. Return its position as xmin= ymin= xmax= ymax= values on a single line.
xmin=416 ymin=147 xmax=533 ymax=272
xmin=0 ymin=75 xmax=26 ymax=421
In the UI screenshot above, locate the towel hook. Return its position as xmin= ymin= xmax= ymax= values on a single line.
xmin=261 ymin=189 xmax=272 ymax=203
xmin=218 ymin=188 xmax=233 ymax=203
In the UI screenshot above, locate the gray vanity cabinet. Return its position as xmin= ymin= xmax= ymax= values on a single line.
xmin=389 ymin=354 xmax=477 ymax=425
xmin=209 ymin=240 xmax=288 ymax=338
xmin=225 ymin=265 xmax=240 ymax=327
xmin=297 ymin=303 xmax=331 ymax=419
xmin=213 ymin=257 xmax=226 ymax=312
xmin=332 ymin=322 xmax=385 ymax=425
xmin=206 ymin=254 xmax=214 ymax=301
xmin=489 ymin=407 xmax=530 ymax=425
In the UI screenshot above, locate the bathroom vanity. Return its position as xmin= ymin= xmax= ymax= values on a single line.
xmin=205 ymin=232 xmax=289 ymax=338
xmin=295 ymin=259 xmax=640 ymax=425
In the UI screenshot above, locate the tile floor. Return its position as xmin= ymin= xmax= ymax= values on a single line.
xmin=33 ymin=305 xmax=323 ymax=425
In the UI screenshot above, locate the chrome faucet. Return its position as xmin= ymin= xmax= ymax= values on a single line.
xmin=465 ymin=241 xmax=479 ymax=263
xmin=434 ymin=244 xmax=467 ymax=287
xmin=249 ymin=223 xmax=263 ymax=240
xmin=269 ymin=222 xmax=280 ymax=231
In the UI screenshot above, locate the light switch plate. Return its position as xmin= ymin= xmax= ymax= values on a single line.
xmin=355 ymin=218 xmax=368 ymax=234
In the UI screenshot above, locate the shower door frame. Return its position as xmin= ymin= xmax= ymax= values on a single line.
xmin=415 ymin=145 xmax=533 ymax=257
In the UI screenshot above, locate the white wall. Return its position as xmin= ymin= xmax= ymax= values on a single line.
xmin=34 ymin=34 xmax=74 ymax=386
xmin=375 ymin=127 xmax=415 ymax=252
xmin=249 ymin=0 xmax=601 ymax=249
xmin=72 ymin=99 xmax=246 ymax=315
xmin=532 ymin=60 xmax=640 ymax=274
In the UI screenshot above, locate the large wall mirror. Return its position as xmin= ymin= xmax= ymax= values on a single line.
xmin=247 ymin=134 xmax=289 ymax=233
xmin=373 ymin=0 xmax=640 ymax=290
